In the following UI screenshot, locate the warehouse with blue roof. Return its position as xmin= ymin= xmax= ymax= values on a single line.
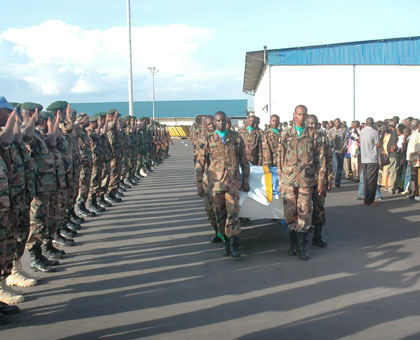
xmin=243 ymin=36 xmax=420 ymax=126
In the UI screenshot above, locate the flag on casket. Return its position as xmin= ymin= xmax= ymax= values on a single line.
xmin=239 ymin=165 xmax=284 ymax=219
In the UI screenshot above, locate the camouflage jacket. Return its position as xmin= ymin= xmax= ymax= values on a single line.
xmin=262 ymin=129 xmax=281 ymax=167
xmin=27 ymin=129 xmax=57 ymax=193
xmin=56 ymin=130 xmax=73 ymax=176
xmin=317 ymin=129 xmax=333 ymax=187
xmin=0 ymin=154 xmax=9 ymax=211
xmin=7 ymin=143 xmax=26 ymax=198
xmin=77 ymin=127 xmax=92 ymax=166
xmin=17 ymin=140 xmax=36 ymax=199
xmin=195 ymin=130 xmax=250 ymax=193
xmin=239 ymin=128 xmax=263 ymax=166
xmin=107 ymin=122 xmax=122 ymax=159
xmin=120 ymin=128 xmax=130 ymax=157
xmin=101 ymin=132 xmax=113 ymax=163
xmin=277 ymin=126 xmax=326 ymax=188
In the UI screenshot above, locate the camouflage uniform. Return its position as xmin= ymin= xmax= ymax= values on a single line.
xmin=120 ymin=122 xmax=131 ymax=181
xmin=107 ymin=121 xmax=123 ymax=196
xmin=128 ymin=125 xmax=138 ymax=179
xmin=262 ymin=129 xmax=281 ymax=167
xmin=277 ymin=126 xmax=326 ymax=232
xmin=87 ymin=126 xmax=103 ymax=200
xmin=239 ymin=127 xmax=263 ymax=166
xmin=195 ymin=130 xmax=250 ymax=238
xmin=0 ymin=154 xmax=9 ymax=279
xmin=76 ymin=125 xmax=93 ymax=203
xmin=100 ymin=132 xmax=113 ymax=196
xmin=27 ymin=129 xmax=57 ymax=249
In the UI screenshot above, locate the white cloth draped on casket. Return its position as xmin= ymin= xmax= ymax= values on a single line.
xmin=239 ymin=165 xmax=284 ymax=219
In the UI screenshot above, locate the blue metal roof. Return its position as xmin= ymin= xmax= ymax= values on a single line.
xmin=71 ymin=99 xmax=248 ymax=118
xmin=267 ymin=36 xmax=420 ymax=65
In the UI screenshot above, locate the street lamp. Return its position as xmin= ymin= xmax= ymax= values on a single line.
xmin=127 ymin=0 xmax=134 ymax=116
xmin=148 ymin=66 xmax=159 ymax=120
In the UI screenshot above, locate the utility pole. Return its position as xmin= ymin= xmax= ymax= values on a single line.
xmin=148 ymin=66 xmax=159 ymax=120
xmin=127 ymin=0 xmax=134 ymax=116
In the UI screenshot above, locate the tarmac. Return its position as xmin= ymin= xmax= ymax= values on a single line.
xmin=3 ymin=138 xmax=420 ymax=340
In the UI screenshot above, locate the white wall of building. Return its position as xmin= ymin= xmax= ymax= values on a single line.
xmin=253 ymin=65 xmax=420 ymax=127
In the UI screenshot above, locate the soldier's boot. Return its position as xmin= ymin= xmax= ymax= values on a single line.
xmin=69 ymin=206 xmax=85 ymax=224
xmin=53 ymin=231 xmax=74 ymax=247
xmin=42 ymin=240 xmax=64 ymax=260
xmin=115 ymin=190 xmax=124 ymax=198
xmin=146 ymin=163 xmax=153 ymax=172
xmin=123 ymin=178 xmax=132 ymax=188
xmin=140 ymin=168 xmax=148 ymax=177
xmin=229 ymin=236 xmax=241 ymax=258
xmin=97 ymin=195 xmax=111 ymax=208
xmin=62 ymin=222 xmax=78 ymax=236
xmin=87 ymin=198 xmax=104 ymax=213
xmin=119 ymin=183 xmax=128 ymax=191
xmin=128 ymin=177 xmax=138 ymax=186
xmin=210 ymin=226 xmax=223 ymax=243
xmin=29 ymin=246 xmax=56 ymax=272
xmin=66 ymin=214 xmax=81 ymax=231
xmin=77 ymin=202 xmax=96 ymax=217
xmin=297 ymin=232 xmax=310 ymax=261
xmin=0 ymin=280 xmax=24 ymax=304
xmin=40 ymin=254 xmax=59 ymax=267
xmin=312 ymin=224 xmax=328 ymax=247
xmin=288 ymin=231 xmax=298 ymax=256
xmin=104 ymin=193 xmax=122 ymax=204
xmin=133 ymin=173 xmax=142 ymax=181
xmin=6 ymin=259 xmax=38 ymax=287
xmin=223 ymin=238 xmax=231 ymax=256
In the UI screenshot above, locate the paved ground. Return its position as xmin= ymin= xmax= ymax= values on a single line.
xmin=3 ymin=138 xmax=420 ymax=339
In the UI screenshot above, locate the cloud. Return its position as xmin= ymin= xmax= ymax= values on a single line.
xmin=0 ymin=20 xmax=243 ymax=104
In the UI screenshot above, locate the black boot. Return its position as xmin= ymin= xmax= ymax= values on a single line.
xmin=62 ymin=223 xmax=78 ymax=237
xmin=77 ymin=202 xmax=96 ymax=217
xmin=42 ymin=240 xmax=64 ymax=259
xmin=97 ymin=195 xmax=111 ymax=208
xmin=66 ymin=218 xmax=81 ymax=231
xmin=29 ymin=245 xmax=56 ymax=272
xmin=123 ymin=178 xmax=132 ymax=188
xmin=119 ymin=183 xmax=128 ymax=191
xmin=116 ymin=190 xmax=124 ymax=198
xmin=312 ymin=224 xmax=328 ymax=247
xmin=210 ymin=226 xmax=223 ymax=243
xmin=288 ymin=231 xmax=298 ymax=256
xmin=70 ymin=206 xmax=85 ymax=224
xmin=40 ymin=254 xmax=59 ymax=266
xmin=87 ymin=198 xmax=103 ymax=213
xmin=297 ymin=232 xmax=309 ymax=260
xmin=229 ymin=236 xmax=241 ymax=258
xmin=128 ymin=177 xmax=138 ymax=186
xmin=53 ymin=231 xmax=74 ymax=247
xmin=223 ymin=238 xmax=230 ymax=256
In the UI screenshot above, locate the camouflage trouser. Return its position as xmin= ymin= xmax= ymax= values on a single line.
xmin=28 ymin=192 xmax=54 ymax=249
xmin=70 ymin=165 xmax=81 ymax=204
xmin=202 ymin=189 xmax=216 ymax=227
xmin=128 ymin=149 xmax=137 ymax=177
xmin=47 ymin=189 xmax=64 ymax=239
xmin=5 ymin=193 xmax=24 ymax=277
xmin=108 ymin=157 xmax=123 ymax=195
xmin=0 ymin=212 xmax=7 ymax=279
xmin=211 ymin=190 xmax=240 ymax=238
xmin=100 ymin=162 xmax=111 ymax=196
xmin=311 ymin=186 xmax=326 ymax=226
xmin=136 ymin=152 xmax=145 ymax=173
xmin=88 ymin=162 xmax=103 ymax=199
xmin=121 ymin=153 xmax=130 ymax=179
xmin=77 ymin=162 xmax=92 ymax=203
xmin=281 ymin=186 xmax=312 ymax=232
xmin=15 ymin=194 xmax=31 ymax=260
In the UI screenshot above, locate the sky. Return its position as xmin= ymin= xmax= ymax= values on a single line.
xmin=1 ymin=0 xmax=420 ymax=108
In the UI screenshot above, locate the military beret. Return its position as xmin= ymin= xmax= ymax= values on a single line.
xmin=96 ymin=112 xmax=107 ymax=117
xmin=89 ymin=115 xmax=99 ymax=122
xmin=40 ymin=111 xmax=54 ymax=120
xmin=106 ymin=109 xmax=117 ymax=115
xmin=9 ymin=102 xmax=21 ymax=110
xmin=124 ymin=115 xmax=131 ymax=120
xmin=46 ymin=100 xmax=68 ymax=112
xmin=139 ymin=116 xmax=147 ymax=120
xmin=21 ymin=102 xmax=43 ymax=112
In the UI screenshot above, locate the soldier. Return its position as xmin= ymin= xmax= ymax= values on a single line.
xmin=5 ymin=103 xmax=39 ymax=290
xmin=262 ymin=114 xmax=281 ymax=167
xmin=75 ymin=113 xmax=96 ymax=217
xmin=25 ymin=110 xmax=58 ymax=273
xmin=277 ymin=105 xmax=326 ymax=260
xmin=86 ymin=115 xmax=105 ymax=213
xmin=0 ymin=99 xmax=20 ymax=321
xmin=278 ymin=105 xmax=326 ymax=261
xmin=118 ymin=116 xmax=132 ymax=195
xmin=136 ymin=117 xmax=149 ymax=178
xmin=306 ymin=114 xmax=332 ymax=247
xmin=196 ymin=111 xmax=250 ymax=258
xmin=105 ymin=109 xmax=123 ymax=203
xmin=239 ymin=115 xmax=263 ymax=166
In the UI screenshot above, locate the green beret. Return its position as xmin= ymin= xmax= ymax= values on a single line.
xmin=21 ymin=102 xmax=43 ymax=112
xmin=139 ymin=116 xmax=147 ymax=120
xmin=96 ymin=112 xmax=107 ymax=117
xmin=89 ymin=115 xmax=99 ymax=122
xmin=40 ymin=111 xmax=54 ymax=120
xmin=9 ymin=102 xmax=21 ymax=111
xmin=124 ymin=115 xmax=131 ymax=120
xmin=106 ymin=109 xmax=117 ymax=115
xmin=46 ymin=100 xmax=68 ymax=112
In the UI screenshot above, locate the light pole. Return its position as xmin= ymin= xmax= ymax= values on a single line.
xmin=127 ymin=0 xmax=134 ymax=116
xmin=148 ymin=66 xmax=158 ymax=120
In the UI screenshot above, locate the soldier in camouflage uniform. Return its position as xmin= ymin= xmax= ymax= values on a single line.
xmin=98 ymin=112 xmax=114 ymax=208
xmin=104 ymin=109 xmax=123 ymax=203
xmin=306 ymin=114 xmax=333 ymax=248
xmin=135 ymin=117 xmax=148 ymax=179
xmin=75 ymin=114 xmax=96 ymax=217
xmin=262 ymin=114 xmax=281 ymax=167
xmin=277 ymin=105 xmax=326 ymax=261
xmin=196 ymin=116 xmax=220 ymax=243
xmin=196 ymin=111 xmax=250 ymax=259
xmin=86 ymin=115 xmax=105 ymax=213
xmin=119 ymin=116 xmax=132 ymax=193
xmin=239 ymin=115 xmax=263 ymax=166
xmin=122 ymin=116 xmax=137 ymax=187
